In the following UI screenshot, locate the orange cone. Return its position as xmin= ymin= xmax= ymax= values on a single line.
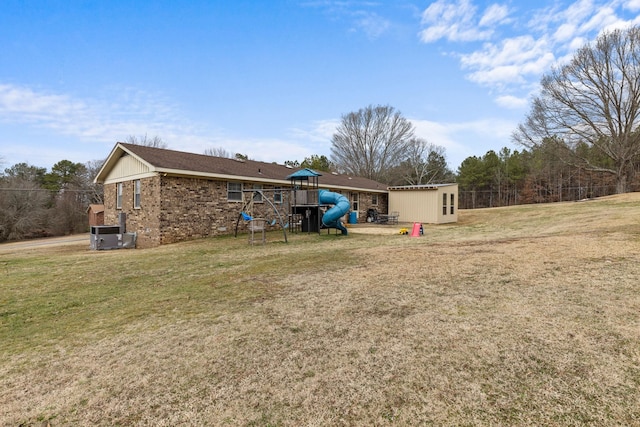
xmin=410 ymin=222 xmax=422 ymax=237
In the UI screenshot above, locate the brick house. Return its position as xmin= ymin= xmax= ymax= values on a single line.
xmin=94 ymin=143 xmax=389 ymax=248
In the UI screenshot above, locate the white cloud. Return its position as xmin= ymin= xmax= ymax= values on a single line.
xmin=411 ymin=119 xmax=469 ymax=167
xmin=353 ymin=11 xmax=391 ymax=39
xmin=0 ymin=83 xmax=194 ymax=144
xmin=564 ymin=0 xmax=597 ymax=25
xmin=626 ymin=0 xmax=640 ymax=11
xmin=171 ymin=119 xmax=340 ymax=165
xmin=567 ymin=35 xmax=588 ymax=50
xmin=419 ymin=0 xmax=495 ymax=42
xmin=280 ymin=119 xmax=339 ymax=161
xmin=0 ymin=82 xmax=341 ymax=166
xmin=203 ymin=136 xmax=314 ymax=164
xmin=554 ymin=22 xmax=579 ymax=42
xmin=0 ymin=84 xmax=86 ymax=122
xmin=580 ymin=6 xmax=619 ymax=32
xmin=495 ymin=94 xmax=528 ymax=109
xmin=460 ymin=35 xmax=555 ymax=87
xmin=411 ymin=117 xmax=519 ymax=167
xmin=289 ymin=119 xmax=338 ymax=143
xmin=419 ymin=0 xmax=640 ymax=110
xmin=479 ymin=4 xmax=510 ymax=27
xmin=303 ymin=1 xmax=393 ymax=39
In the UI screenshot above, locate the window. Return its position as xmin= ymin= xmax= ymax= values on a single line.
xmin=227 ymin=182 xmax=242 ymax=201
xmin=116 ymin=182 xmax=123 ymax=209
xmin=134 ymin=179 xmax=141 ymax=209
xmin=252 ymin=184 xmax=263 ymax=202
xmin=443 ymin=193 xmax=448 ymax=215
xmin=274 ymin=187 xmax=283 ymax=204
xmin=371 ymin=194 xmax=378 ymax=206
xmin=351 ymin=192 xmax=359 ymax=211
xmin=450 ymin=193 xmax=455 ymax=214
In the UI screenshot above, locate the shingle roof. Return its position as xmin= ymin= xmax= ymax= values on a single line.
xmin=86 ymin=204 xmax=104 ymax=213
xmin=103 ymin=143 xmax=387 ymax=192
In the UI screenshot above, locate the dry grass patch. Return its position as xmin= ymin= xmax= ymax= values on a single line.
xmin=2 ymin=195 xmax=640 ymax=425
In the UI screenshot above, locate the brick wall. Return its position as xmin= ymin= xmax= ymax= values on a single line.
xmin=159 ymin=176 xmax=232 ymax=245
xmin=103 ymin=176 xmax=162 ymax=248
xmin=103 ymin=183 xmax=118 ymax=228
xmin=104 ymin=174 xmax=386 ymax=247
xmin=359 ymin=192 xmax=389 ymax=221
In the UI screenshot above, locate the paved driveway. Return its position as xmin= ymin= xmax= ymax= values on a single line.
xmin=0 ymin=234 xmax=89 ymax=254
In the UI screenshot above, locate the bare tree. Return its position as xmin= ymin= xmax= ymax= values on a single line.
xmin=0 ymin=178 xmax=50 ymax=241
xmin=330 ymin=104 xmax=415 ymax=182
xmin=84 ymin=159 xmax=105 ymax=204
xmin=513 ymin=26 xmax=640 ymax=193
xmin=126 ymin=134 xmax=167 ymax=148
xmin=204 ymin=146 xmax=233 ymax=158
xmin=50 ymin=190 xmax=88 ymax=235
xmin=399 ymin=138 xmax=452 ymax=185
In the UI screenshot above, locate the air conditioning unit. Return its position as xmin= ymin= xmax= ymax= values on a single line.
xmin=90 ymin=226 xmax=121 ymax=250
xmin=122 ymin=232 xmax=137 ymax=248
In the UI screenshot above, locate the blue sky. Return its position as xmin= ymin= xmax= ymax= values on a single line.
xmin=1 ymin=0 xmax=639 ymax=172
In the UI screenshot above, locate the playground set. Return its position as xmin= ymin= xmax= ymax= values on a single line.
xmin=234 ymin=168 xmax=353 ymax=244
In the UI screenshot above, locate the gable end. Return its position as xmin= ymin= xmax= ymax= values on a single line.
xmin=103 ymin=153 xmax=154 ymax=184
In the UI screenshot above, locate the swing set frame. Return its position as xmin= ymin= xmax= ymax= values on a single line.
xmin=234 ymin=189 xmax=289 ymax=243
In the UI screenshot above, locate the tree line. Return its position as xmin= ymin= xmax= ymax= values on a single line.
xmin=0 ymin=160 xmax=103 ymax=241
xmin=456 ymin=142 xmax=621 ymax=209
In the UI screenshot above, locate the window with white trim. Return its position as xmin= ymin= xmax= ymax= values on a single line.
xmin=274 ymin=187 xmax=283 ymax=204
xmin=227 ymin=182 xmax=243 ymax=201
xmin=351 ymin=192 xmax=359 ymax=211
xmin=116 ymin=182 xmax=123 ymax=209
xmin=134 ymin=179 xmax=141 ymax=209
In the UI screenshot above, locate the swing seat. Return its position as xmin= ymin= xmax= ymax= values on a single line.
xmin=241 ymin=212 xmax=253 ymax=221
xmin=270 ymin=219 xmax=277 ymax=226
xmin=247 ymin=218 xmax=266 ymax=245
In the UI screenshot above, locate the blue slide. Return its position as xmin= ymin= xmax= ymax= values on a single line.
xmin=319 ymin=189 xmax=351 ymax=235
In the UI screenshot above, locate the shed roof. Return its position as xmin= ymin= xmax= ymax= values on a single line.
xmin=95 ymin=143 xmax=387 ymax=192
xmin=86 ymin=204 xmax=105 ymax=213
xmin=387 ymin=183 xmax=458 ymax=191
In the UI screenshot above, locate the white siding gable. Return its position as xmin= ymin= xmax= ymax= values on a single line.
xmin=103 ymin=153 xmax=154 ymax=183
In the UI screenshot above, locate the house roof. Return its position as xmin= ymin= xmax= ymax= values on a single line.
xmin=95 ymin=142 xmax=388 ymax=192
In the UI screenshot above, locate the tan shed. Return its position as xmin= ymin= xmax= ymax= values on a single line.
xmin=388 ymin=184 xmax=458 ymax=224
